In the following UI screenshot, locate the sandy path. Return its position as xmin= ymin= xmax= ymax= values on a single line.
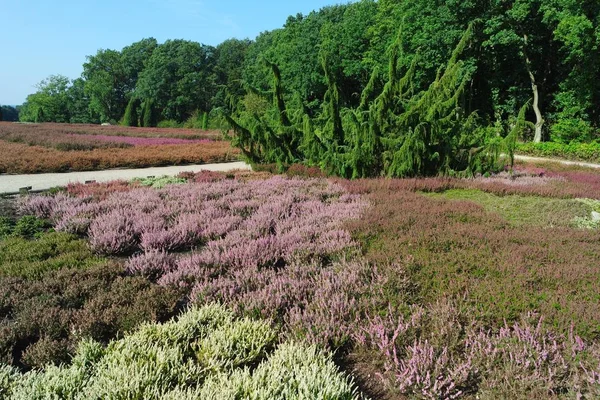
xmin=0 ymin=161 xmax=251 ymax=194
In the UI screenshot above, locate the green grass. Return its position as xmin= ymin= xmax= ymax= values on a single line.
xmin=424 ymin=189 xmax=592 ymax=228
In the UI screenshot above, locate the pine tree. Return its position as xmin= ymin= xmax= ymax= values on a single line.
xmin=142 ymin=100 xmax=157 ymax=127
xmin=225 ymin=25 xmax=505 ymax=179
xmin=122 ymin=98 xmax=140 ymax=127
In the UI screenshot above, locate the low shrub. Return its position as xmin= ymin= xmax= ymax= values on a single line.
xmin=0 ymin=304 xmax=360 ymax=399
xmin=342 ymin=180 xmax=600 ymax=340
xmin=0 ymin=263 xmax=183 ymax=369
xmin=157 ymin=120 xmax=183 ymax=128
xmin=517 ymin=141 xmax=600 ymax=163
xmin=132 ymin=175 xmax=187 ymax=188
xmin=0 ymin=140 xmax=239 ymax=174
xmin=356 ymin=301 xmax=600 ymax=399
xmin=10 ymin=216 xmax=48 ymax=239
xmin=0 ymin=231 xmax=104 ymax=279
xmin=0 ymin=217 xmax=12 ymax=239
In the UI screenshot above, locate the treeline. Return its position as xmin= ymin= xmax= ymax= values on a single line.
xmin=18 ymin=37 xmax=249 ymax=128
xmin=0 ymin=106 xmax=19 ymax=122
xmin=18 ymin=0 xmax=600 ymax=172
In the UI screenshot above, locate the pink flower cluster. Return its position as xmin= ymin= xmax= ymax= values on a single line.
xmin=21 ymin=177 xmax=366 ymax=282
xmin=67 ymin=134 xmax=213 ymax=147
xmin=356 ymin=302 xmax=600 ymax=398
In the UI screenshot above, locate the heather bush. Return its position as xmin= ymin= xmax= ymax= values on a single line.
xmin=0 ymin=217 xmax=13 ymax=239
xmin=0 ymin=232 xmax=104 ymax=279
xmin=0 ymin=140 xmax=238 ymax=174
xmin=191 ymin=258 xmax=395 ymax=349
xmin=356 ymin=301 xmax=600 ymax=399
xmin=65 ymin=180 xmax=136 ymax=200
xmin=132 ymin=175 xmax=187 ymax=188
xmin=0 ymin=263 xmax=182 ymax=368
xmin=344 ymin=180 xmax=600 ymax=339
xmin=10 ymin=215 xmax=48 ymax=239
xmin=24 ymin=177 xmax=366 ymax=272
xmin=0 ymin=304 xmax=360 ymax=399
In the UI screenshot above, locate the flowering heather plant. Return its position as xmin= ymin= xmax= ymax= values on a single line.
xmin=65 ymin=180 xmax=138 ymax=200
xmin=24 ymin=177 xmax=366 ymax=268
xmin=0 ymin=140 xmax=238 ymax=174
xmin=357 ymin=301 xmax=600 ymax=399
xmin=0 ymin=304 xmax=361 ymax=399
xmin=66 ymin=134 xmax=213 ymax=147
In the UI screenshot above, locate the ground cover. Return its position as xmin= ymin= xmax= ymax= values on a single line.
xmin=3 ymin=167 xmax=600 ymax=398
xmin=0 ymin=141 xmax=238 ymax=174
xmin=0 ymin=122 xmax=222 ymax=140
xmin=0 ymin=122 xmax=237 ymax=174
xmin=424 ymin=189 xmax=593 ymax=228
xmin=517 ymin=141 xmax=600 ymax=163
xmin=0 ymin=304 xmax=360 ymax=399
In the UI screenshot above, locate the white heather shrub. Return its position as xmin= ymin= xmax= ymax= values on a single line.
xmin=0 ymin=304 xmax=361 ymax=399
xmin=196 ymin=317 xmax=277 ymax=372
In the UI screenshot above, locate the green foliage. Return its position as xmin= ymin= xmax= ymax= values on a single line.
xmin=10 ymin=216 xmax=48 ymax=239
xmin=516 ymin=140 xmax=600 ymax=162
xmin=0 ymin=106 xmax=19 ymax=122
xmin=131 ymin=175 xmax=187 ymax=189
xmin=0 ymin=304 xmax=359 ymax=399
xmin=18 ymin=75 xmax=72 ymax=123
xmin=156 ymin=120 xmax=183 ymax=128
xmin=122 ymin=97 xmax=140 ymax=127
xmin=426 ymin=189 xmax=591 ymax=228
xmin=228 ymin=25 xmax=515 ymax=178
xmin=0 ymin=231 xmax=103 ymax=279
xmin=142 ymin=99 xmax=157 ymax=127
xmin=0 ymin=217 xmax=12 ymax=239
xmin=136 ymin=40 xmax=217 ymax=122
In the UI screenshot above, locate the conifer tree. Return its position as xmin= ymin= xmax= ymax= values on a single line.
xmin=142 ymin=100 xmax=157 ymax=127
xmin=122 ymin=98 xmax=140 ymax=127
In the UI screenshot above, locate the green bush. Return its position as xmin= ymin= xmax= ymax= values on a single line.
xmin=550 ymin=118 xmax=594 ymax=143
xmin=11 ymin=216 xmax=48 ymax=239
xmin=516 ymin=141 xmax=600 ymax=163
xmin=131 ymin=175 xmax=187 ymax=189
xmin=0 ymin=232 xmax=103 ymax=279
xmin=157 ymin=120 xmax=183 ymax=128
xmin=1 ymin=305 xmax=360 ymax=399
xmin=0 ymin=217 xmax=12 ymax=239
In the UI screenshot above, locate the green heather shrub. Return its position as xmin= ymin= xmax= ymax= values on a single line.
xmin=572 ymin=198 xmax=600 ymax=229
xmin=0 ymin=232 xmax=104 ymax=279
xmin=131 ymin=175 xmax=187 ymax=188
xmin=516 ymin=141 xmax=600 ymax=162
xmin=10 ymin=215 xmax=48 ymax=239
xmin=157 ymin=119 xmax=183 ymax=128
xmin=0 ymin=217 xmax=12 ymax=239
xmin=0 ymin=304 xmax=359 ymax=399
xmin=0 ymin=365 xmax=19 ymax=397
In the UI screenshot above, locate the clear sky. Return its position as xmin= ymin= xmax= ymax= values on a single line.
xmin=0 ymin=0 xmax=348 ymax=105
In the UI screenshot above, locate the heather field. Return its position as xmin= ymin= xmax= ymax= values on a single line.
xmin=1 ymin=165 xmax=600 ymax=398
xmin=0 ymin=122 xmax=237 ymax=173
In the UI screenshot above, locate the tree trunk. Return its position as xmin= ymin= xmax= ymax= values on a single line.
xmin=523 ymin=34 xmax=544 ymax=143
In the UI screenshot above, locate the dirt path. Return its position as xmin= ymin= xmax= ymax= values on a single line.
xmin=0 ymin=161 xmax=251 ymax=194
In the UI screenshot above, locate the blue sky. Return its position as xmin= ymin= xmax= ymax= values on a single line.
xmin=0 ymin=0 xmax=348 ymax=105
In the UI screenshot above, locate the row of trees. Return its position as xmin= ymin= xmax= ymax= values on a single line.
xmin=17 ymin=0 xmax=600 ymax=173
xmin=19 ymin=37 xmax=250 ymax=126
xmin=0 ymin=106 xmax=19 ymax=122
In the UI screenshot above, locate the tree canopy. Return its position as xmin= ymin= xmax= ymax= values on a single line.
xmin=18 ymin=0 xmax=600 ymax=174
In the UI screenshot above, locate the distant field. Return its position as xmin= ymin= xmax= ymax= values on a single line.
xmin=0 ymin=122 xmax=238 ymax=174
